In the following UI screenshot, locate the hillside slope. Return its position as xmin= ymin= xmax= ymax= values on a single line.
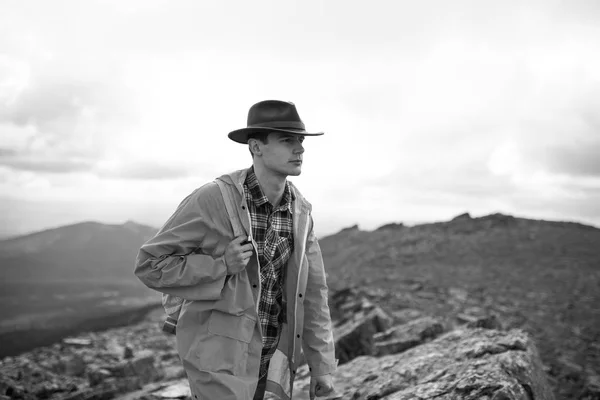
xmin=0 ymin=220 xmax=158 ymax=282
xmin=318 ymin=212 xmax=600 ymax=399
xmin=0 ymin=221 xmax=161 ymax=356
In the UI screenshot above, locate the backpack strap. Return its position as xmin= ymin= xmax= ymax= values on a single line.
xmin=161 ymin=179 xmax=246 ymax=335
xmin=215 ymin=179 xmax=246 ymax=239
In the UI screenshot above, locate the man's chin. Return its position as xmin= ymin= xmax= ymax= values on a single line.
xmin=288 ymin=167 xmax=302 ymax=176
xmin=269 ymin=164 xmax=302 ymax=177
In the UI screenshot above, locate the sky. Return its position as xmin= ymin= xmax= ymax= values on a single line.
xmin=1 ymin=0 xmax=600 ymax=238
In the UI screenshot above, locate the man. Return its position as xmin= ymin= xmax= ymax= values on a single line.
xmin=134 ymin=100 xmax=338 ymax=400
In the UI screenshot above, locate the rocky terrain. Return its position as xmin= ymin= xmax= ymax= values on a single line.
xmin=319 ymin=213 xmax=600 ymax=400
xmin=3 ymin=281 xmax=597 ymax=400
xmin=1 ymin=212 xmax=599 ymax=399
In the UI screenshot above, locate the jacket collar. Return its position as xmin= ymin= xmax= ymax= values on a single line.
xmin=217 ymin=168 xmax=312 ymax=213
xmin=245 ymin=167 xmax=294 ymax=210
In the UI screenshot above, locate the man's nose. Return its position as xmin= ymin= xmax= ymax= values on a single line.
xmin=294 ymin=142 xmax=304 ymax=154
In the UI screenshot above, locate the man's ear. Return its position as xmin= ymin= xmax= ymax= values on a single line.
xmin=248 ymin=139 xmax=262 ymax=156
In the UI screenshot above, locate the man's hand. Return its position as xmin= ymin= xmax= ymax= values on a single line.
xmin=224 ymin=235 xmax=253 ymax=274
xmin=309 ymin=374 xmax=338 ymax=399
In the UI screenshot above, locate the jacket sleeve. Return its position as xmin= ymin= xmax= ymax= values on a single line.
xmin=134 ymin=183 xmax=234 ymax=300
xmin=301 ymin=216 xmax=337 ymax=377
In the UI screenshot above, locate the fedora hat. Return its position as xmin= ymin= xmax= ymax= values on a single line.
xmin=228 ymin=100 xmax=324 ymax=144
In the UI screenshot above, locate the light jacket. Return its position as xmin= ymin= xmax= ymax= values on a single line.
xmin=134 ymin=169 xmax=337 ymax=399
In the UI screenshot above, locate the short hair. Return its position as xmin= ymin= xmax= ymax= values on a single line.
xmin=248 ymin=132 xmax=270 ymax=143
xmin=248 ymin=132 xmax=270 ymax=157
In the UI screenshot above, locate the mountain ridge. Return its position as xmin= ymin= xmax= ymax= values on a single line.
xmin=0 ymin=220 xmax=157 ymax=282
xmin=340 ymin=211 xmax=600 ymax=233
xmin=2 ymin=211 xmax=598 ymax=247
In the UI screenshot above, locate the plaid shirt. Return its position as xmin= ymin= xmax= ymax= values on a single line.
xmin=244 ymin=167 xmax=294 ymax=379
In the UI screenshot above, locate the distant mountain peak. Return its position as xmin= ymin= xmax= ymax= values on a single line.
xmin=122 ymin=220 xmax=140 ymax=227
xmin=479 ymin=212 xmax=515 ymax=221
xmin=375 ymin=222 xmax=405 ymax=231
xmin=451 ymin=212 xmax=472 ymax=221
xmin=339 ymin=224 xmax=360 ymax=233
xmin=0 ymin=220 xmax=159 ymax=271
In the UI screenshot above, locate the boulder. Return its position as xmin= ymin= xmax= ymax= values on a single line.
xmin=63 ymin=338 xmax=93 ymax=347
xmin=144 ymin=336 xmax=176 ymax=352
xmin=448 ymin=287 xmax=469 ymax=303
xmin=162 ymin=365 xmax=186 ymax=380
xmin=131 ymin=351 xmax=162 ymax=384
xmin=456 ymin=307 xmax=505 ymax=330
xmin=106 ymin=339 xmax=127 ymax=360
xmin=64 ymin=354 xmax=87 ymax=377
xmin=339 ymin=297 xmax=375 ymax=315
xmin=334 ymin=307 xmax=394 ymax=364
xmin=123 ymin=346 xmax=134 ymax=360
xmin=466 ymin=314 xmax=504 ymax=331
xmin=330 ymin=287 xmax=360 ymax=308
xmin=108 ymin=350 xmax=161 ymax=384
xmin=391 ymin=308 xmax=423 ymax=324
xmin=374 ymin=316 xmax=446 ymax=356
xmin=87 ymin=366 xmax=113 ymax=386
xmin=290 ymin=328 xmax=555 ymax=400
xmin=152 ymin=381 xmax=191 ymax=399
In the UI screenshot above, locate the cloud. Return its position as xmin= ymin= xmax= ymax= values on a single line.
xmin=1 ymin=80 xmax=92 ymax=127
xmin=0 ymin=48 xmax=139 ymax=178
xmin=95 ymin=160 xmax=195 ymax=181
xmin=534 ymin=91 xmax=600 ymax=178
xmin=0 ymin=149 xmax=17 ymax=157
xmin=1 ymin=0 xmax=600 ymax=236
xmin=0 ymin=155 xmax=93 ymax=174
xmin=0 ymin=151 xmax=197 ymax=180
xmin=538 ymin=141 xmax=600 ymax=178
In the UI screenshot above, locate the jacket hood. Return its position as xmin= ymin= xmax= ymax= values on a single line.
xmin=216 ymin=168 xmax=312 ymax=212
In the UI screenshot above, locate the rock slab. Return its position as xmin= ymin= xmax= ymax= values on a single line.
xmin=291 ymin=328 xmax=555 ymax=400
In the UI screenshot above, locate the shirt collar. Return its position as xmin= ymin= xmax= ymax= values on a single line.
xmin=245 ymin=166 xmax=294 ymax=211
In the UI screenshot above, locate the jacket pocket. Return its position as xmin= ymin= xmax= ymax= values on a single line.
xmin=208 ymin=310 xmax=256 ymax=343
xmin=190 ymin=310 xmax=256 ymax=376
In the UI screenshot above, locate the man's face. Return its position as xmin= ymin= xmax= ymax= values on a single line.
xmin=257 ymin=132 xmax=305 ymax=177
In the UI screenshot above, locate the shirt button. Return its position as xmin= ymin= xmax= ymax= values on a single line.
xmin=252 ymin=284 xmax=257 ymax=288
xmin=298 ymin=293 xmax=303 ymax=298
xmin=297 ymin=334 xmax=300 ymax=338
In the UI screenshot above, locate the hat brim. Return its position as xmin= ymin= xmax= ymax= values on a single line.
xmin=228 ymin=127 xmax=324 ymax=144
